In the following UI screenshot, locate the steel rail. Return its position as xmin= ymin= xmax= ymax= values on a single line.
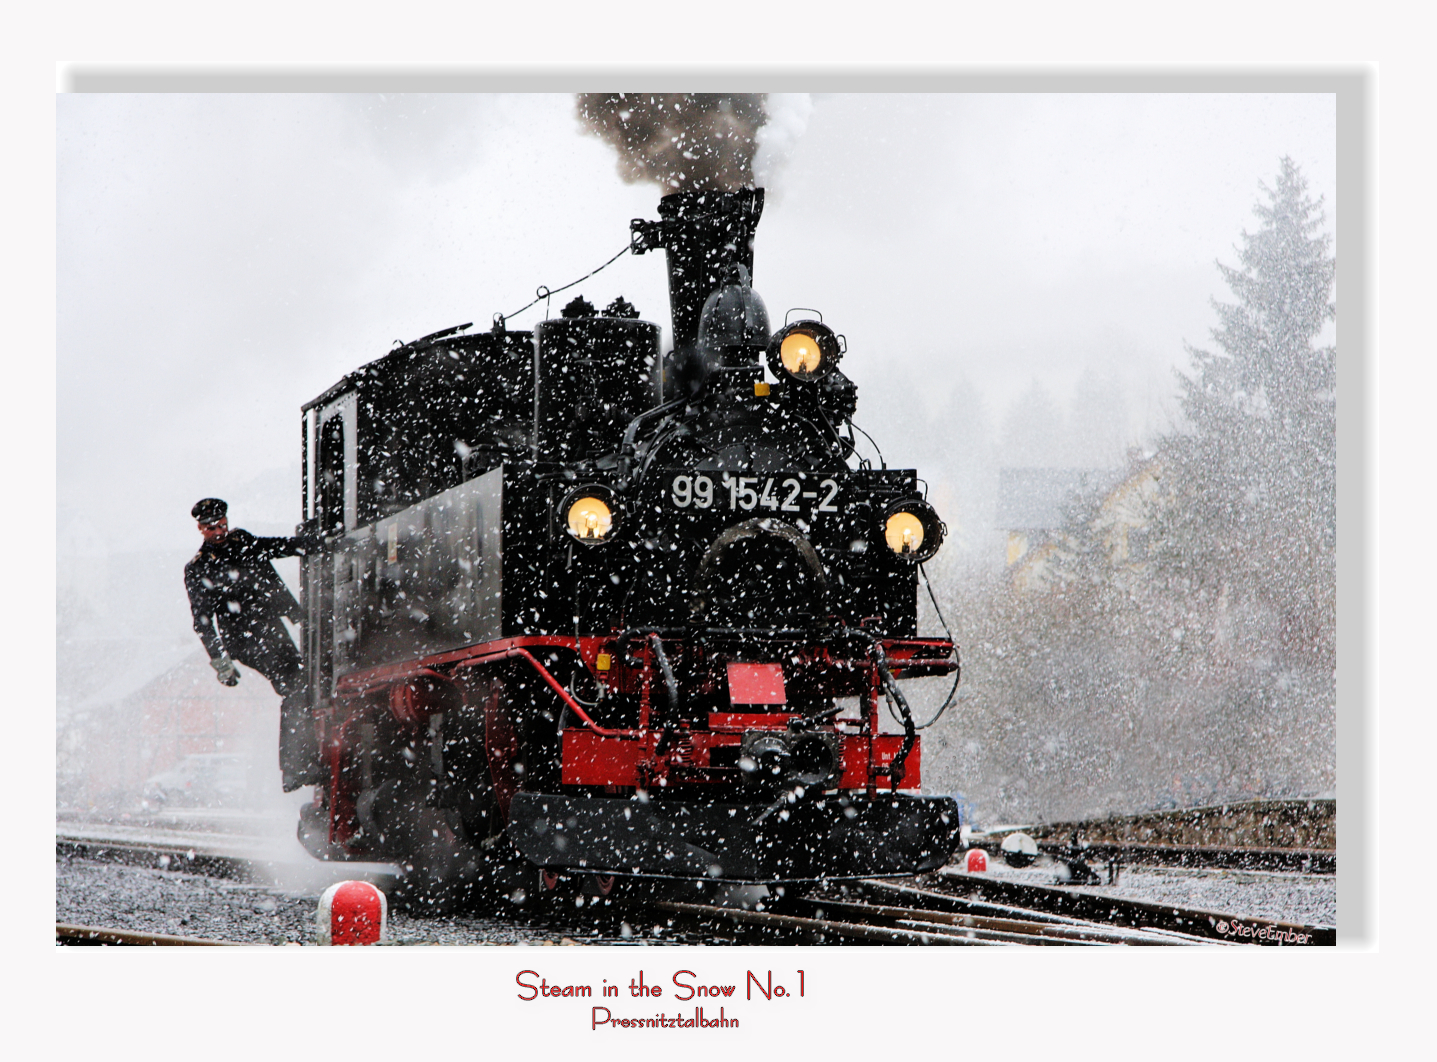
xmin=798 ymin=897 xmax=1205 ymax=946
xmin=56 ymin=836 xmax=253 ymax=879
xmin=57 ymin=824 xmax=400 ymax=875
xmin=56 ymin=922 xmax=242 ymax=946
xmin=1025 ymin=798 xmax=1335 ymax=850
xmin=653 ymin=899 xmax=1003 ymax=945
xmin=1033 ymin=840 xmax=1335 ymax=875
xmin=654 ymin=895 xmax=1195 ymax=946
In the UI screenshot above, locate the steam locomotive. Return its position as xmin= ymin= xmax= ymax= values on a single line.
xmin=293 ymin=187 xmax=961 ymax=909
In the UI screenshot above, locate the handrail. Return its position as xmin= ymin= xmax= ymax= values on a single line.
xmin=456 ymin=646 xmax=624 ymax=737
xmin=648 ymin=633 xmax=678 ymax=714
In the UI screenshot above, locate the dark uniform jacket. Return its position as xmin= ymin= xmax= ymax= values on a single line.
xmin=184 ymin=529 xmax=320 ymax=660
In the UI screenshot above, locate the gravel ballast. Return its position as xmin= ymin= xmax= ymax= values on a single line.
xmin=55 ymin=856 xmax=697 ymax=946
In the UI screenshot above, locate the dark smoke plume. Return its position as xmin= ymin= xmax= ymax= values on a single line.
xmin=575 ymin=93 xmax=768 ymax=192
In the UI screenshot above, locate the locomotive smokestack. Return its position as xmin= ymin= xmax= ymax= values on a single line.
xmin=631 ymin=187 xmax=765 ymax=368
xmin=578 ymin=94 xmax=805 ymax=381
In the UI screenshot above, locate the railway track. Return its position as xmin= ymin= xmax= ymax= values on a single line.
xmin=654 ymin=893 xmax=1212 ymax=945
xmin=57 ymin=821 xmax=1334 ymax=946
xmin=55 ymin=835 xmax=254 ymax=879
xmin=655 ymin=873 xmax=1332 ymax=946
xmin=623 ymin=864 xmax=1333 ymax=946
xmin=915 ymin=872 xmax=1333 ymax=945
xmin=1011 ymin=839 xmax=1335 ymax=875
xmin=978 ymin=798 xmax=1337 ymax=875
xmin=55 ymin=821 xmax=401 ymax=884
xmin=56 ymin=923 xmax=241 ymax=946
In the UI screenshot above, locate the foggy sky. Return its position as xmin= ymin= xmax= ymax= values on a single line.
xmin=57 ymin=91 xmax=1335 ymax=560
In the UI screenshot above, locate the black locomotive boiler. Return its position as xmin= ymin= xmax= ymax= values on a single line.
xmin=293 ymin=187 xmax=961 ymax=908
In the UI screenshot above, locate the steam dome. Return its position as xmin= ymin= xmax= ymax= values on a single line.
xmin=697 ymin=264 xmax=770 ymax=352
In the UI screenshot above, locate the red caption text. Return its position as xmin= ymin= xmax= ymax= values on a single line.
xmin=515 ymin=969 xmax=807 ymax=1030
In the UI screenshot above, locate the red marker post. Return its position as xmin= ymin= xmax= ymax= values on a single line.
xmin=964 ymin=848 xmax=988 ymax=873
xmin=317 ymin=881 xmax=387 ymax=945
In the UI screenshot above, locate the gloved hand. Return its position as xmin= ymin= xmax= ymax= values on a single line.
xmin=210 ymin=655 xmax=240 ymax=687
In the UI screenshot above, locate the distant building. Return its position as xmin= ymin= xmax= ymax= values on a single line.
xmin=996 ymin=452 xmax=1165 ymax=592
xmin=58 ymin=650 xmax=280 ymax=811
xmin=1086 ymin=451 xmax=1167 ymax=573
xmin=996 ymin=467 xmax=1116 ymax=590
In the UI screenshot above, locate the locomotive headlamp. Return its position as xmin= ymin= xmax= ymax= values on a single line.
xmin=766 ymin=320 xmax=843 ymax=383
xmin=885 ymin=512 xmax=925 ymax=554
xmin=780 ymin=332 xmax=823 ymax=375
xmin=881 ymin=499 xmax=945 ymax=563
xmin=561 ymin=486 xmax=618 ymax=544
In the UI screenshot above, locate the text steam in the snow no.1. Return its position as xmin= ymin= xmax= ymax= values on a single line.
xmin=517 ymin=969 xmax=807 ymax=1031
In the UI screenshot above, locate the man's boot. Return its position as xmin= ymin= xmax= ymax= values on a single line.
xmin=280 ymin=692 xmax=323 ymax=791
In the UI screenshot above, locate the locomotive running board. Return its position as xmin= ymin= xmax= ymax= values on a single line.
xmin=505 ymin=791 xmax=962 ymax=882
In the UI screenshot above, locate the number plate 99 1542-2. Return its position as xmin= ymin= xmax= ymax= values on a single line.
xmin=669 ymin=473 xmax=841 ymax=516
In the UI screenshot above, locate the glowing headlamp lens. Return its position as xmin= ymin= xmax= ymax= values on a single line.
xmin=767 ymin=320 xmax=842 ymax=383
xmin=780 ymin=332 xmax=824 ymax=376
xmin=566 ymin=497 xmax=612 ymax=540
xmin=884 ymin=511 xmax=926 ymax=555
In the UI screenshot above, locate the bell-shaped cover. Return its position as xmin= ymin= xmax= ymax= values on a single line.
xmin=696 ymin=264 xmax=770 ymax=352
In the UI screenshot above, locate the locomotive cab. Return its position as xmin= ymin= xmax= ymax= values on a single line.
xmin=292 ymin=187 xmax=961 ymax=907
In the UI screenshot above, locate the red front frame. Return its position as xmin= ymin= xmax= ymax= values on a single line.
xmin=559 ymin=728 xmax=918 ymax=789
xmin=320 ymin=633 xmax=954 ymax=848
